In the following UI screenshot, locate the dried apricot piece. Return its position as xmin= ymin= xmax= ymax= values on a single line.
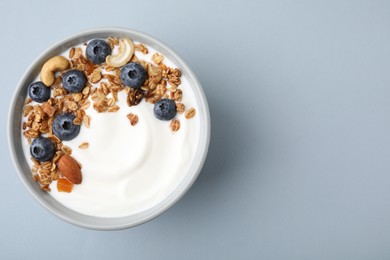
xmin=57 ymin=178 xmax=74 ymax=193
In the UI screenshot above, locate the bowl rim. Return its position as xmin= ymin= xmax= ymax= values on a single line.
xmin=7 ymin=27 xmax=210 ymax=230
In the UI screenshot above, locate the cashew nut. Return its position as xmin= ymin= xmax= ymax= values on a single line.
xmin=106 ymin=38 xmax=134 ymax=68
xmin=40 ymin=56 xmax=69 ymax=86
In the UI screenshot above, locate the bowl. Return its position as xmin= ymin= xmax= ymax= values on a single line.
xmin=8 ymin=27 xmax=210 ymax=230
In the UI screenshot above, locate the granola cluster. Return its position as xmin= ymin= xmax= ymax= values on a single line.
xmin=22 ymin=37 xmax=197 ymax=192
xmin=22 ymin=98 xmax=80 ymax=191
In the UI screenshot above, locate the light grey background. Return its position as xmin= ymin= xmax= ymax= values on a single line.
xmin=1 ymin=0 xmax=390 ymax=259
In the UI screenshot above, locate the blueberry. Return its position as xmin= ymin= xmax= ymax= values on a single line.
xmin=120 ymin=63 xmax=147 ymax=89
xmin=52 ymin=113 xmax=81 ymax=141
xmin=86 ymin=39 xmax=111 ymax=64
xmin=28 ymin=81 xmax=50 ymax=103
xmin=30 ymin=136 xmax=55 ymax=162
xmin=153 ymin=99 xmax=177 ymax=121
xmin=62 ymin=70 xmax=87 ymax=93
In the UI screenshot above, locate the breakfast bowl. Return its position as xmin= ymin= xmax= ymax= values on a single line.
xmin=8 ymin=27 xmax=210 ymax=230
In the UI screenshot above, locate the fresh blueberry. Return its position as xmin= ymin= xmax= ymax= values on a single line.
xmin=30 ymin=136 xmax=55 ymax=162
xmin=153 ymin=99 xmax=177 ymax=121
xmin=120 ymin=63 xmax=147 ymax=89
xmin=28 ymin=81 xmax=50 ymax=103
xmin=52 ymin=113 xmax=80 ymax=141
xmin=86 ymin=39 xmax=111 ymax=64
xmin=62 ymin=70 xmax=87 ymax=93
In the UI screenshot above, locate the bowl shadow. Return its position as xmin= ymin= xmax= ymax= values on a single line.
xmin=169 ymin=83 xmax=259 ymax=214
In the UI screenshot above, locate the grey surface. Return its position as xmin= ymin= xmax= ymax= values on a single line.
xmin=1 ymin=0 xmax=390 ymax=259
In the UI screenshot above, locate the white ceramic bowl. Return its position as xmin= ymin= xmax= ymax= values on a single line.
xmin=8 ymin=27 xmax=210 ymax=230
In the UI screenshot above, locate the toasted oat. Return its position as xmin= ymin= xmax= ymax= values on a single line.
xmin=107 ymin=37 xmax=119 ymax=49
xmin=69 ymin=47 xmax=75 ymax=59
xmin=79 ymin=99 xmax=91 ymax=110
xmin=83 ymin=114 xmax=91 ymax=128
xmin=102 ymin=83 xmax=110 ymax=96
xmin=23 ymin=105 xmax=33 ymax=117
xmin=73 ymin=93 xmax=83 ymax=102
xmin=82 ymin=85 xmax=91 ymax=96
xmin=25 ymin=98 xmax=32 ymax=105
xmin=41 ymin=161 xmax=51 ymax=171
xmin=41 ymin=185 xmax=51 ymax=192
xmin=50 ymin=162 xmax=56 ymax=172
xmin=127 ymin=113 xmax=138 ymax=126
xmin=108 ymin=105 xmax=120 ymax=112
xmin=79 ymin=142 xmax=89 ymax=149
xmin=111 ymin=89 xmax=119 ymax=102
xmin=170 ymin=119 xmax=180 ymax=132
xmin=176 ymin=103 xmax=185 ymax=114
xmin=41 ymin=102 xmax=56 ymax=117
xmin=107 ymin=98 xmax=115 ymax=107
xmin=171 ymin=89 xmax=183 ymax=101
xmin=147 ymin=95 xmax=161 ymax=104
xmin=103 ymin=74 xmax=122 ymax=85
xmin=52 ymin=151 xmax=62 ymax=163
xmin=61 ymin=145 xmax=72 ymax=155
xmin=91 ymin=89 xmax=106 ymax=102
xmin=52 ymin=170 xmax=60 ymax=181
xmin=49 ymin=134 xmax=61 ymax=144
xmin=39 ymin=122 xmax=49 ymax=134
xmin=32 ymin=174 xmax=39 ymax=182
xmin=148 ymin=65 xmax=162 ymax=84
xmin=93 ymin=99 xmax=108 ymax=113
xmin=105 ymin=64 xmax=116 ymax=71
xmin=24 ymin=129 xmax=39 ymax=138
xmin=76 ymin=109 xmax=85 ymax=120
xmin=168 ymin=77 xmax=181 ymax=88
xmin=52 ymin=88 xmax=61 ymax=98
xmin=152 ymin=53 xmax=164 ymax=65
xmin=73 ymin=48 xmax=83 ymax=59
xmin=73 ymin=117 xmax=82 ymax=125
xmin=31 ymin=121 xmax=39 ymax=131
xmin=185 ymin=108 xmax=196 ymax=119
xmin=89 ymin=68 xmax=102 ymax=83
xmin=66 ymin=101 xmax=78 ymax=111
xmin=135 ymin=43 xmax=148 ymax=54
xmin=131 ymin=54 xmax=139 ymax=63
xmin=171 ymin=68 xmax=181 ymax=77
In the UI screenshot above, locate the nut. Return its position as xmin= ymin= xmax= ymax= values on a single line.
xmin=57 ymin=155 xmax=82 ymax=184
xmin=106 ymin=38 xmax=134 ymax=67
xmin=40 ymin=56 xmax=69 ymax=86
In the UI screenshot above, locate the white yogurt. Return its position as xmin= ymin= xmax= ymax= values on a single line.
xmin=21 ymin=42 xmax=200 ymax=217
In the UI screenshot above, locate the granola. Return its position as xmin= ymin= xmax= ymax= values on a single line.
xmin=185 ymin=108 xmax=196 ymax=119
xmin=127 ymin=113 xmax=138 ymax=126
xmin=21 ymin=36 xmax=196 ymax=193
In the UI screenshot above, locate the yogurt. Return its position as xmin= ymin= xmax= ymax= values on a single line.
xmin=21 ymin=40 xmax=200 ymax=217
